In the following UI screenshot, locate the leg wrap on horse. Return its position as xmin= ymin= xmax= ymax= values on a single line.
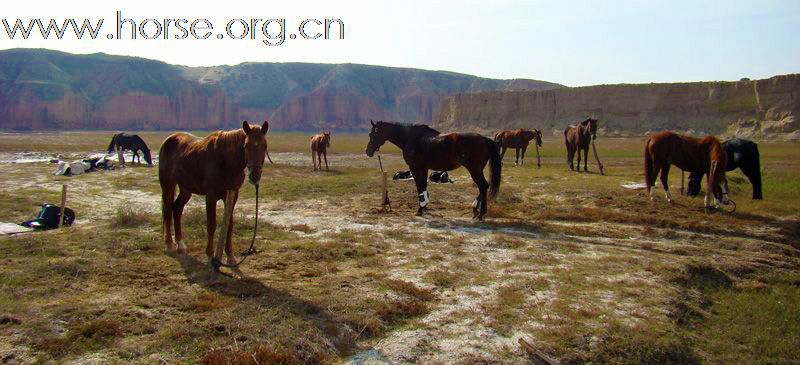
xmin=419 ymin=191 xmax=429 ymax=208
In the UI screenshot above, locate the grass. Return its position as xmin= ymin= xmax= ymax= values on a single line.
xmin=0 ymin=132 xmax=798 ymax=363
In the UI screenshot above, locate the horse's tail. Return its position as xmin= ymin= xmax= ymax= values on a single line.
xmin=487 ymin=138 xmax=502 ymax=201
xmin=107 ymin=134 xmax=118 ymax=153
xmin=644 ymin=137 xmax=655 ymax=188
xmin=750 ymin=143 xmax=763 ymax=199
xmin=158 ymin=138 xmax=175 ymax=237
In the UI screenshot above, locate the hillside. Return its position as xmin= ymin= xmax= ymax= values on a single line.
xmin=433 ymin=74 xmax=800 ymax=139
xmin=0 ymin=49 xmax=560 ymax=131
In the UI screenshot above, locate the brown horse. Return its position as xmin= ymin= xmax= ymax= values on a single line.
xmin=310 ymin=132 xmax=331 ymax=171
xmin=494 ymin=128 xmax=543 ymax=167
xmin=159 ymin=121 xmax=270 ymax=265
xmin=644 ymin=131 xmax=731 ymax=210
xmin=564 ymin=118 xmax=600 ymax=172
xmin=365 ymin=120 xmax=501 ymax=219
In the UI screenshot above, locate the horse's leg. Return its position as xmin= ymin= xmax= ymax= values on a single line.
xmin=172 ymin=188 xmax=192 ymax=254
xmin=703 ymin=173 xmax=714 ymax=211
xmin=205 ymin=195 xmax=218 ymax=259
xmin=224 ymin=190 xmax=239 ymax=265
xmin=514 ymin=148 xmax=520 ymax=166
xmin=660 ymin=164 xmax=673 ymax=203
xmin=520 ymin=146 xmax=527 ymax=166
xmin=500 ymin=146 xmax=506 ymax=163
xmin=466 ymin=165 xmax=489 ymax=220
xmin=133 ymin=150 xmax=140 ymax=165
xmin=649 ymin=164 xmax=663 ymax=201
xmin=312 ymin=150 xmax=317 ymax=170
xmin=411 ymin=167 xmax=429 ymax=216
xmin=323 ymin=150 xmax=329 ymax=170
xmin=162 ymin=183 xmax=177 ymax=254
xmin=567 ymin=145 xmax=574 ymax=170
xmin=583 ymin=146 xmax=589 ymax=172
xmin=576 ymin=146 xmax=582 ymax=173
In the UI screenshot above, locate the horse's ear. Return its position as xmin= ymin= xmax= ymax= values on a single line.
xmin=261 ymin=120 xmax=269 ymax=134
xmin=370 ymin=120 xmax=375 ymax=127
xmin=242 ymin=121 xmax=251 ymax=133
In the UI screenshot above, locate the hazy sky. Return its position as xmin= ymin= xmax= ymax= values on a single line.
xmin=1 ymin=0 xmax=798 ymax=86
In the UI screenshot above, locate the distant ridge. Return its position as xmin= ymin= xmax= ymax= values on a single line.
xmin=0 ymin=48 xmax=561 ymax=131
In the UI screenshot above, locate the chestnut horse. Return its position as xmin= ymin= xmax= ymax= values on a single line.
xmin=564 ymin=118 xmax=599 ymax=172
xmin=310 ymin=132 xmax=331 ymax=171
xmin=365 ymin=120 xmax=501 ymax=219
xmin=644 ymin=131 xmax=731 ymax=210
xmin=494 ymin=128 xmax=543 ymax=167
xmin=159 ymin=121 xmax=270 ymax=265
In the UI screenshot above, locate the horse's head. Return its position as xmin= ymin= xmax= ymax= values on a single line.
xmin=366 ymin=120 xmax=387 ymax=157
xmin=142 ymin=148 xmax=153 ymax=166
xmin=242 ymin=120 xmax=270 ymax=186
xmin=585 ymin=118 xmax=599 ymax=140
xmin=323 ymin=132 xmax=331 ymax=148
xmin=709 ymin=160 xmax=731 ymax=206
xmin=532 ymin=129 xmax=543 ymax=147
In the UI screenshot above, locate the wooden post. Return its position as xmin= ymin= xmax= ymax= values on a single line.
xmin=591 ymin=140 xmax=605 ymax=175
xmin=215 ymin=190 xmax=236 ymax=262
xmin=381 ymin=171 xmax=390 ymax=208
xmin=57 ymin=184 xmax=67 ymax=228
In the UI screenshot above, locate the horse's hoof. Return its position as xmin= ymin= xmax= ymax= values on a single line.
xmin=226 ymin=255 xmax=238 ymax=266
xmin=176 ymin=241 xmax=187 ymax=254
xmin=415 ymin=210 xmax=424 ymax=216
xmin=164 ymin=245 xmax=177 ymax=255
xmin=704 ymin=206 xmax=715 ymax=213
xmin=667 ymin=199 xmax=674 ymax=204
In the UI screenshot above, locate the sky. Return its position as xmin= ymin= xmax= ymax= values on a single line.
xmin=1 ymin=0 xmax=798 ymax=87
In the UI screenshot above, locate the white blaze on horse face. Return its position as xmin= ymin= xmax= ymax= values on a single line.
xmin=419 ymin=191 xmax=429 ymax=208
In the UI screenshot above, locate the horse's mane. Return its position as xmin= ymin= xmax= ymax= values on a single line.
xmin=132 ymin=134 xmax=149 ymax=152
xmin=407 ymin=123 xmax=440 ymax=137
xmin=376 ymin=121 xmax=440 ymax=138
xmin=202 ymin=129 xmax=246 ymax=157
xmin=580 ymin=118 xmax=595 ymax=126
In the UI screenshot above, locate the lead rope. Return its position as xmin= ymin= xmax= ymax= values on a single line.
xmin=210 ymin=184 xmax=259 ymax=274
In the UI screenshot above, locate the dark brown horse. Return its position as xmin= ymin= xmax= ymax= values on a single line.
xmin=494 ymin=128 xmax=543 ymax=167
xmin=564 ymin=118 xmax=600 ymax=172
xmin=159 ymin=121 xmax=270 ymax=264
xmin=365 ymin=120 xmax=501 ymax=219
xmin=644 ymin=131 xmax=731 ymax=210
xmin=310 ymin=132 xmax=331 ymax=171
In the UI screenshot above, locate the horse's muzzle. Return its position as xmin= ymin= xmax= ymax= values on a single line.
xmin=248 ymin=167 xmax=262 ymax=185
xmin=366 ymin=149 xmax=375 ymax=158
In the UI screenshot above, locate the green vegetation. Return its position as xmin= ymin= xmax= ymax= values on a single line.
xmin=0 ymin=133 xmax=797 ymax=363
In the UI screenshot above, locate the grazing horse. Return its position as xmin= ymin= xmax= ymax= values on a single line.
xmin=687 ymin=138 xmax=762 ymax=200
xmin=159 ymin=121 xmax=270 ymax=264
xmin=564 ymin=118 xmax=599 ymax=172
xmin=310 ymin=132 xmax=331 ymax=171
xmin=107 ymin=133 xmax=153 ymax=165
xmin=494 ymin=128 xmax=543 ymax=167
xmin=365 ymin=120 xmax=501 ymax=219
xmin=644 ymin=131 xmax=731 ymax=210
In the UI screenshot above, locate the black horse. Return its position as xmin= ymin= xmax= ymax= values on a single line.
xmin=108 ymin=133 xmax=153 ymax=165
xmin=365 ymin=120 xmax=501 ymax=220
xmin=688 ymin=138 xmax=762 ymax=199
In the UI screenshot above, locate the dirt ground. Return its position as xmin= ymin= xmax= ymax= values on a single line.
xmin=0 ymin=131 xmax=798 ymax=364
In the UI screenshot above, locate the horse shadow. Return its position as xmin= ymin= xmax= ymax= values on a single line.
xmin=171 ymin=254 xmax=360 ymax=351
